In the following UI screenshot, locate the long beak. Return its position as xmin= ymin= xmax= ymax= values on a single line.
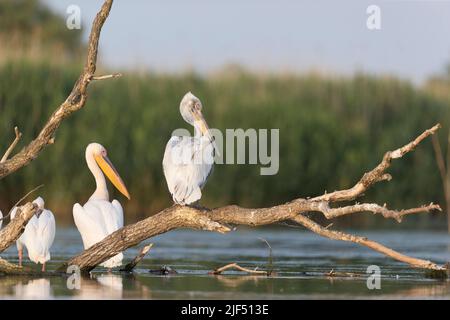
xmin=194 ymin=114 xmax=213 ymax=141
xmin=94 ymin=154 xmax=131 ymax=200
xmin=193 ymin=112 xmax=220 ymax=156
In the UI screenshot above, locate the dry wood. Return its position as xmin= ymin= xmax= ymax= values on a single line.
xmin=0 ymin=257 xmax=31 ymax=275
xmin=1 ymin=127 xmax=22 ymax=163
xmin=120 ymin=244 xmax=153 ymax=272
xmin=0 ymin=203 xmax=37 ymax=253
xmin=91 ymin=73 xmax=122 ymax=81
xmin=211 ymin=263 xmax=270 ymax=276
xmin=57 ymin=124 xmax=445 ymax=273
xmin=312 ymin=123 xmax=441 ymax=202
xmin=291 ymin=215 xmax=445 ymax=270
xmin=0 ymin=0 xmax=115 ymax=180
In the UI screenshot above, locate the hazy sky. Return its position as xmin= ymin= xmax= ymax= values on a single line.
xmin=43 ymin=0 xmax=450 ymax=84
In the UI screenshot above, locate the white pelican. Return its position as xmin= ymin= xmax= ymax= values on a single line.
xmin=163 ymin=92 xmax=215 ymax=205
xmin=73 ymin=143 xmax=130 ymax=269
xmin=11 ymin=197 xmax=56 ymax=271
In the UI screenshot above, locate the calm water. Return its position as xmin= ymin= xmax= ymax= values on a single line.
xmin=1 ymin=228 xmax=450 ymax=299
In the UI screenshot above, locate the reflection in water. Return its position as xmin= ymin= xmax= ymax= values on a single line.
xmin=388 ymin=282 xmax=450 ymax=299
xmin=215 ymin=275 xmax=263 ymax=288
xmin=0 ymin=229 xmax=449 ymax=299
xmin=76 ymin=274 xmax=124 ymax=299
xmin=14 ymin=278 xmax=51 ymax=299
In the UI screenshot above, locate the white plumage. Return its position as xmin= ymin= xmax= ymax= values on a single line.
xmin=73 ymin=200 xmax=124 ymax=268
xmin=163 ymin=92 xmax=215 ymax=205
xmin=11 ymin=196 xmax=56 ymax=271
xmin=0 ymin=210 xmax=2 ymax=229
xmin=73 ymin=143 xmax=130 ymax=269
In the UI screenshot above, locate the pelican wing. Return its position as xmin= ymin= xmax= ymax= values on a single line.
xmin=73 ymin=203 xmax=107 ymax=249
xmin=21 ymin=215 xmax=40 ymax=263
xmin=74 ymin=200 xmax=124 ymax=268
xmin=163 ymin=136 xmax=213 ymax=205
xmin=111 ymin=200 xmax=124 ymax=230
xmin=36 ymin=209 xmax=56 ymax=261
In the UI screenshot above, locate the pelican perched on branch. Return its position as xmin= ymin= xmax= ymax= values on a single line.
xmin=163 ymin=92 xmax=215 ymax=205
xmin=11 ymin=197 xmax=55 ymax=271
xmin=73 ymin=143 xmax=130 ymax=269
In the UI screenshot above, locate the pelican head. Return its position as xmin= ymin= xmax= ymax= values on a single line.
xmin=180 ymin=92 xmax=214 ymax=143
xmin=32 ymin=197 xmax=45 ymax=210
xmin=86 ymin=143 xmax=131 ymax=200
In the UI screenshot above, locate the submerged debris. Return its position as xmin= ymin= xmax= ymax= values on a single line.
xmin=148 ymin=266 xmax=178 ymax=275
xmin=424 ymin=263 xmax=449 ymax=280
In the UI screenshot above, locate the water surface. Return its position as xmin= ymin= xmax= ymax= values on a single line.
xmin=1 ymin=228 xmax=449 ymax=299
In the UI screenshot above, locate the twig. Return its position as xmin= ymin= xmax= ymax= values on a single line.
xmin=292 ymin=214 xmax=445 ymax=271
xmin=210 ymin=263 xmax=270 ymax=276
xmin=119 ymin=243 xmax=153 ymax=272
xmin=0 ymin=184 xmax=44 ymax=222
xmin=0 ymin=202 xmax=37 ymax=253
xmin=326 ymin=269 xmax=359 ymax=278
xmin=1 ymin=127 xmax=22 ymax=163
xmin=90 ymin=73 xmax=122 ymax=81
xmin=316 ymin=202 xmax=441 ymax=222
xmin=259 ymin=238 xmax=273 ymax=275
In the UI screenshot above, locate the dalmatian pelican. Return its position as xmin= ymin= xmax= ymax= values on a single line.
xmin=73 ymin=143 xmax=130 ymax=269
xmin=163 ymin=92 xmax=215 ymax=205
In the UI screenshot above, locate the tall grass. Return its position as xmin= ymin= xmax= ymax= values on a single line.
xmin=1 ymin=62 xmax=448 ymax=227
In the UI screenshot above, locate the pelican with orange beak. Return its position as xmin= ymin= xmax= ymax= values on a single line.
xmin=73 ymin=143 xmax=130 ymax=269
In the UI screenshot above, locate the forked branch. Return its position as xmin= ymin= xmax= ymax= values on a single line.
xmin=58 ymin=124 xmax=445 ymax=273
xmin=1 ymin=127 xmax=22 ymax=163
xmin=0 ymin=0 xmax=116 ymax=180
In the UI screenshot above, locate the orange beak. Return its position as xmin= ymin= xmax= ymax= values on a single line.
xmin=94 ymin=154 xmax=131 ymax=200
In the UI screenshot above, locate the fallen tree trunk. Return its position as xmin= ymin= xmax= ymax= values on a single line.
xmin=58 ymin=124 xmax=446 ymax=273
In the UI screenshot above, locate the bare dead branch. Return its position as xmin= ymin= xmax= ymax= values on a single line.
xmin=0 ymin=257 xmax=31 ymax=275
xmin=316 ymin=202 xmax=441 ymax=222
xmin=120 ymin=244 xmax=153 ymax=272
xmin=0 ymin=185 xmax=44 ymax=223
xmin=210 ymin=263 xmax=270 ymax=276
xmin=312 ymin=123 xmax=441 ymax=202
xmin=0 ymin=0 xmax=114 ymax=179
xmin=291 ymin=214 xmax=445 ymax=271
xmin=0 ymin=202 xmax=37 ymax=253
xmin=91 ymin=73 xmax=122 ymax=81
xmin=57 ymin=124 xmax=445 ymax=273
xmin=1 ymin=127 xmax=22 ymax=163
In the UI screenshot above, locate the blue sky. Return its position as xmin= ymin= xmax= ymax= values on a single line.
xmin=43 ymin=0 xmax=450 ymax=84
